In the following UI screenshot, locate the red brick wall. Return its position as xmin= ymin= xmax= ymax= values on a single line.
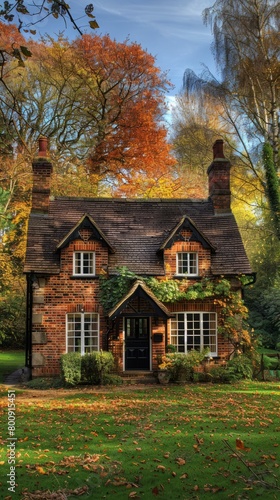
xmin=32 ymin=239 xmax=108 ymax=376
xmin=164 ymin=237 xmax=212 ymax=279
xmin=31 ymin=237 xmax=235 ymax=376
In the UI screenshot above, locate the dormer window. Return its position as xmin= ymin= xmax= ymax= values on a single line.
xmin=176 ymin=252 xmax=198 ymax=276
xmin=73 ymin=251 xmax=95 ymax=276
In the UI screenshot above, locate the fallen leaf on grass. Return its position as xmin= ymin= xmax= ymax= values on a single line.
xmin=21 ymin=485 xmax=89 ymax=499
xmin=236 ymin=439 xmax=251 ymax=452
xmin=36 ymin=466 xmax=47 ymax=475
xmin=157 ymin=465 xmax=166 ymax=472
xmin=180 ymin=473 xmax=189 ymax=479
xmin=152 ymin=486 xmax=159 ymax=496
xmin=204 ymin=484 xmax=223 ymax=493
xmin=176 ymin=458 xmax=186 ymax=466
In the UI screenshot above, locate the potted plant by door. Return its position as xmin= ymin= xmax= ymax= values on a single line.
xmin=157 ymin=355 xmax=172 ymax=384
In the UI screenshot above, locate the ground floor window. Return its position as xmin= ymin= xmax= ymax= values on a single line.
xmin=170 ymin=312 xmax=217 ymax=356
xmin=67 ymin=313 xmax=99 ymax=354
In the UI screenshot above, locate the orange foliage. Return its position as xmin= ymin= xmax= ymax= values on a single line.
xmin=0 ymin=22 xmax=25 ymax=51
xmin=73 ymin=35 xmax=176 ymax=195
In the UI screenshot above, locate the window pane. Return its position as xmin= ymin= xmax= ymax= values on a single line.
xmin=177 ymin=253 xmax=198 ymax=275
xmin=74 ymin=253 xmax=81 ymax=274
xmin=171 ymin=312 xmax=217 ymax=356
xmin=67 ymin=313 xmax=99 ymax=354
xmin=74 ymin=252 xmax=95 ymax=275
xmin=83 ymin=253 xmax=94 ymax=274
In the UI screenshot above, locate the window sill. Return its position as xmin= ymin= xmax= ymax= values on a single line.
xmin=174 ymin=275 xmax=200 ymax=279
xmin=70 ymin=275 xmax=98 ymax=280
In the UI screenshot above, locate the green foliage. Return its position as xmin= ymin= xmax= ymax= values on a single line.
xmin=246 ymin=279 xmax=280 ymax=349
xmin=203 ymin=365 xmax=234 ymax=384
xmin=101 ymin=374 xmax=123 ymax=386
xmin=159 ymin=349 xmax=209 ymax=382
xmin=25 ymin=377 xmax=64 ymax=389
xmin=145 ymin=277 xmax=183 ymax=302
xmin=226 ymin=354 xmax=254 ymax=380
xmin=262 ymin=355 xmax=280 ymax=371
xmin=263 ymin=143 xmax=280 ymax=239
xmin=99 ymin=267 xmax=138 ymax=314
xmin=0 ymin=292 xmax=26 ymax=347
xmin=81 ymin=351 xmax=115 ymax=385
xmin=100 ymin=268 xmax=241 ymax=310
xmin=205 ymin=354 xmax=255 ymax=383
xmin=60 ymin=352 xmax=81 ymax=386
xmin=61 ymin=351 xmax=115 ymax=386
xmin=0 ymin=349 xmax=25 ymax=383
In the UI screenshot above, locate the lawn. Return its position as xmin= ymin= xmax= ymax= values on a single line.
xmin=0 ymin=350 xmax=25 ymax=383
xmin=0 ymin=381 xmax=279 ymax=499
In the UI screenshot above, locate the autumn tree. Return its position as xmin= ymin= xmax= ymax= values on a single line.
xmin=0 ymin=30 xmax=176 ymax=195
xmin=181 ymin=0 xmax=280 ymax=238
xmin=171 ymin=90 xmax=234 ymax=198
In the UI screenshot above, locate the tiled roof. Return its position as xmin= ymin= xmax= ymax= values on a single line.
xmin=24 ymin=197 xmax=252 ymax=276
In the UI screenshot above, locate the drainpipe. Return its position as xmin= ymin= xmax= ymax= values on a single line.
xmin=25 ymin=272 xmax=33 ymax=380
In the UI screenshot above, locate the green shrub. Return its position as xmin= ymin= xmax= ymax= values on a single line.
xmin=206 ymin=365 xmax=234 ymax=383
xmin=262 ymin=355 xmax=279 ymax=370
xmin=226 ymin=354 xmax=253 ymax=380
xmin=160 ymin=349 xmax=209 ymax=382
xmin=25 ymin=377 xmax=64 ymax=389
xmin=81 ymin=353 xmax=99 ymax=384
xmin=81 ymin=351 xmax=115 ymax=385
xmin=61 ymin=352 xmax=81 ymax=386
xmin=102 ymin=374 xmax=123 ymax=385
xmin=61 ymin=351 xmax=115 ymax=386
xmin=205 ymin=354 xmax=256 ymax=383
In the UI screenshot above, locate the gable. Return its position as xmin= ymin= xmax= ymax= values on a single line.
xmin=56 ymin=213 xmax=114 ymax=253
xmin=159 ymin=216 xmax=216 ymax=253
xmin=108 ymin=280 xmax=172 ymax=320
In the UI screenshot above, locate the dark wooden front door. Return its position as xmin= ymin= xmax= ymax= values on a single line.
xmin=125 ymin=317 xmax=150 ymax=370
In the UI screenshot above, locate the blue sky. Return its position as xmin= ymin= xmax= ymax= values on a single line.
xmin=39 ymin=0 xmax=216 ymax=97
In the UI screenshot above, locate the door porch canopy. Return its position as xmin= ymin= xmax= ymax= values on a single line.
xmin=107 ymin=280 xmax=172 ymax=320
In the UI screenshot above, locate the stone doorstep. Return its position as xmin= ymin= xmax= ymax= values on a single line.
xmin=120 ymin=371 xmax=158 ymax=385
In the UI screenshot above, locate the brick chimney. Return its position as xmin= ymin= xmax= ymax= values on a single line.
xmin=31 ymin=137 xmax=52 ymax=213
xmin=207 ymin=139 xmax=231 ymax=214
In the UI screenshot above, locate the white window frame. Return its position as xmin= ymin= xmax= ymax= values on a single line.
xmin=170 ymin=312 xmax=217 ymax=356
xmin=66 ymin=312 xmax=99 ymax=354
xmin=176 ymin=252 xmax=198 ymax=276
xmin=73 ymin=251 xmax=95 ymax=276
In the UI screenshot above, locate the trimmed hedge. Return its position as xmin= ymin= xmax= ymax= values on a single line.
xmin=61 ymin=351 xmax=115 ymax=386
xmin=61 ymin=352 xmax=81 ymax=386
xmin=81 ymin=351 xmax=115 ymax=385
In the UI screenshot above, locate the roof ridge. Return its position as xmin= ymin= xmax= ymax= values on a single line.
xmin=52 ymin=197 xmax=209 ymax=203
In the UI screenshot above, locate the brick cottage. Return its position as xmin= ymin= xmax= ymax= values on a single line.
xmin=24 ymin=138 xmax=252 ymax=377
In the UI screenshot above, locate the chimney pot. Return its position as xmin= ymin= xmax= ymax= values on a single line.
xmin=38 ymin=136 xmax=48 ymax=157
xmin=213 ymin=139 xmax=225 ymax=159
